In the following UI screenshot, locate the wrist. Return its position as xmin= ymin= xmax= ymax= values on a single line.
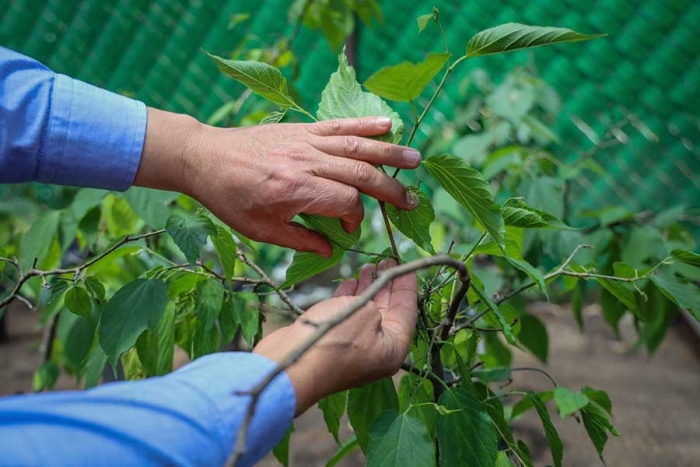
xmin=134 ymin=107 xmax=204 ymax=194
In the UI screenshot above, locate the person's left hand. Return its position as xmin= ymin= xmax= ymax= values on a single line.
xmin=253 ymin=260 xmax=418 ymax=415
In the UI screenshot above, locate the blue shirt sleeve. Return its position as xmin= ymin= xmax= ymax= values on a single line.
xmin=0 ymin=46 xmax=145 ymax=191
xmin=0 ymin=352 xmax=296 ymax=467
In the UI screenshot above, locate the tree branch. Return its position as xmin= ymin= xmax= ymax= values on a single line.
xmin=226 ymin=255 xmax=468 ymax=465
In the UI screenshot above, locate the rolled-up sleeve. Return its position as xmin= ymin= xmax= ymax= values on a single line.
xmin=0 ymin=352 xmax=296 ymax=467
xmin=0 ymin=46 xmax=146 ymax=191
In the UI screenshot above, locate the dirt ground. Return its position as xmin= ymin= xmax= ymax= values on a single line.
xmin=2 ymin=302 xmax=699 ymax=466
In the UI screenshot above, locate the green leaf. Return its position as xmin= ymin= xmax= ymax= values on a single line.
xmin=517 ymin=313 xmax=548 ymax=363
xmin=472 ymin=367 xmax=511 ymax=384
xmin=231 ymin=292 xmax=260 ymax=348
xmin=20 ymin=210 xmax=61 ymax=269
xmin=366 ymin=411 xmax=436 ymax=467
xmin=471 ymin=282 xmax=516 ymax=343
xmin=70 ymin=189 xmax=106 ymax=221
xmin=135 ymin=329 xmax=159 ymax=376
xmin=581 ymin=386 xmax=612 ymax=415
xmin=651 ymin=272 xmax=700 ymax=321
xmin=416 ymin=14 xmax=432 ymax=33
xmin=59 ymin=209 xmax=78 ymax=252
xmin=466 ymin=23 xmax=604 ymax=58
xmin=211 ymin=227 xmax=237 ymax=284
xmin=166 ymin=214 xmax=216 ymax=266
xmin=495 ymin=451 xmax=514 ymax=467
xmin=191 ymin=319 xmax=222 ymax=359
xmin=85 ymin=277 xmax=106 ymax=303
xmin=155 ymin=302 xmax=175 ymax=375
xmin=511 ymin=391 xmax=553 ymax=419
xmin=347 ymin=377 xmax=399 ymax=452
xmin=506 ymin=258 xmax=548 ymax=299
xmin=207 ymin=54 xmax=299 ymax=108
xmin=260 ymin=109 xmax=287 ymax=124
xmin=102 ymin=194 xmax=139 ymax=237
xmin=195 ymin=279 xmax=225 ymax=333
xmin=595 ymin=278 xmax=641 ymax=317
xmin=502 ymin=199 xmax=571 ymax=229
xmin=33 ymin=361 xmax=59 ymax=391
xmin=398 ymin=373 xmax=437 ymax=438
xmin=318 ymin=48 xmax=404 ymax=144
xmin=436 ymin=388 xmax=498 ymax=467
xmin=168 ymin=271 xmax=207 ymax=299
xmin=300 ymin=214 xmax=361 ymax=249
xmin=527 ymin=390 xmax=563 ymax=467
xmin=386 ymin=188 xmax=435 ymax=253
xmin=424 ymin=155 xmax=505 ymax=251
xmin=273 ymin=423 xmax=294 ymax=467
xmin=364 ymin=53 xmax=450 ymax=102
xmin=83 ymin=335 xmax=108 ymax=389
xmin=581 ymin=403 xmax=620 ymax=461
xmin=326 ymin=435 xmax=359 ymax=467
xmin=64 ymin=314 xmax=97 ymax=370
xmin=99 ymin=279 xmax=168 ymax=365
xmin=483 ymin=396 xmax=515 ymax=447
xmin=123 ymin=188 xmax=178 ymax=229
xmin=319 ymin=390 xmax=347 ymax=445
xmin=553 ymin=387 xmax=589 ymax=419
xmin=572 ymin=282 xmax=585 ymax=331
xmin=65 ymin=286 xmax=92 ymax=318
xmin=283 ymin=247 xmax=344 ymax=288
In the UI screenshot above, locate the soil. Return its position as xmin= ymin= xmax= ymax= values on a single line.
xmin=2 ymin=302 xmax=699 ymax=466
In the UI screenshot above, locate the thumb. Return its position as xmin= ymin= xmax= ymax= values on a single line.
xmin=271 ymin=222 xmax=334 ymax=258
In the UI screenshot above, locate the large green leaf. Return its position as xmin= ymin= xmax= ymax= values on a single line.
xmin=282 ymin=247 xmax=344 ymax=288
xmin=527 ymin=391 xmax=563 ymax=467
xmin=436 ymin=388 xmax=498 ymax=467
xmin=231 ymin=292 xmax=260 ymax=348
xmin=502 ymin=199 xmax=571 ymax=229
xmin=64 ymin=286 xmax=92 ymax=318
xmin=671 ymin=249 xmax=700 ymax=268
xmin=466 ymin=23 xmax=604 ymax=58
xmin=20 ymin=210 xmax=61 ymax=269
xmin=581 ymin=403 xmax=620 ymax=462
xmin=347 ymin=378 xmax=399 ymax=452
xmin=424 ymin=155 xmax=505 ymax=250
xmin=366 ymin=411 xmax=436 ymax=467
xmin=398 ymin=373 xmax=437 ymax=438
xmin=211 ymin=227 xmax=237 ymax=284
xmin=517 ymin=313 xmax=548 ymax=363
xmin=156 ymin=302 xmax=175 ymax=375
xmin=318 ymin=48 xmax=403 ymax=144
xmin=553 ymin=387 xmax=589 ymax=419
xmin=319 ymin=391 xmax=347 ymax=445
xmin=123 ymin=188 xmax=178 ymax=229
xmin=300 ymin=214 xmax=361 ymax=249
xmin=595 ymin=278 xmax=641 ymax=318
xmin=364 ymin=53 xmax=450 ymax=102
xmin=99 ymin=279 xmax=168 ymax=365
xmin=651 ymin=272 xmax=700 ymax=321
xmin=166 ymin=214 xmax=216 ymax=266
xmin=386 ymin=187 xmax=435 ymax=253
xmin=195 ymin=279 xmax=225 ymax=333
xmin=207 ymin=53 xmax=299 ymax=108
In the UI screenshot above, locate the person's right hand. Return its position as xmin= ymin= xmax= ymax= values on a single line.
xmin=135 ymin=110 xmax=421 ymax=257
xmin=254 ymin=260 xmax=418 ymax=415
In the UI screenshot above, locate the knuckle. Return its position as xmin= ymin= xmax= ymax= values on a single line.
xmin=344 ymin=136 xmax=361 ymax=158
xmin=354 ymin=163 xmax=376 ymax=185
xmin=327 ymin=119 xmax=343 ymax=134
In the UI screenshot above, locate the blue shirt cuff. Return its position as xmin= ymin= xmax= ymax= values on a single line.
xmin=38 ymin=74 xmax=146 ymax=191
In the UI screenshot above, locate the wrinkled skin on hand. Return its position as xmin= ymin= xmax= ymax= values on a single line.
xmin=254 ymin=260 xmax=418 ymax=415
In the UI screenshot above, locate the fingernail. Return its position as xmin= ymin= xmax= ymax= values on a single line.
xmin=406 ymin=190 xmax=419 ymax=208
xmin=377 ymin=117 xmax=392 ymax=127
xmin=402 ymin=149 xmax=421 ymax=166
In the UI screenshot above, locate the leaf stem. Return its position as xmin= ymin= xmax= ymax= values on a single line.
xmin=379 ymin=201 xmax=401 ymax=263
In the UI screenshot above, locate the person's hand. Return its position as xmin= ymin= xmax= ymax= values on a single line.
xmin=253 ymin=260 xmax=418 ymax=415
xmin=135 ymin=109 xmax=421 ymax=257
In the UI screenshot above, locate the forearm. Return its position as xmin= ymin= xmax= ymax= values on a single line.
xmin=0 ymin=352 xmax=295 ymax=467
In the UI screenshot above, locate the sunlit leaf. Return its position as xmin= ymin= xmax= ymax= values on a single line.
xmin=318 ymin=48 xmax=404 ymax=144
xmin=207 ymin=53 xmax=299 ymax=108
xmin=211 ymin=226 xmax=237 ymax=284
xmin=386 ymin=187 xmax=435 ymax=253
xmin=20 ymin=210 xmax=60 ymax=269
xmin=425 ymin=155 xmax=505 ymax=250
xmin=553 ymin=387 xmax=589 ymax=419
xmin=364 ymin=53 xmax=450 ymax=102
xmin=300 ymin=214 xmax=361 ymax=249
xmin=124 ymin=188 xmax=178 ymax=229
xmin=466 ymin=23 xmax=604 ymax=58
xmin=283 ymin=247 xmax=344 ymax=288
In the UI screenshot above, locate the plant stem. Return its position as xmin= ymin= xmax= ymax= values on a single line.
xmin=379 ymin=201 xmax=401 ymax=263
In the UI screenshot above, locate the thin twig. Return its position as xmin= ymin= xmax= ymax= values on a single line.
xmin=237 ymin=248 xmax=303 ymax=316
xmin=379 ymin=202 xmax=401 ymax=263
xmin=0 ymin=230 xmax=165 ymax=310
xmin=511 ymin=367 xmax=558 ymax=388
xmin=226 ymin=255 xmax=468 ymax=465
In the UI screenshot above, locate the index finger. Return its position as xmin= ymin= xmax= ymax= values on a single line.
xmin=307 ymin=117 xmax=393 ymax=137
